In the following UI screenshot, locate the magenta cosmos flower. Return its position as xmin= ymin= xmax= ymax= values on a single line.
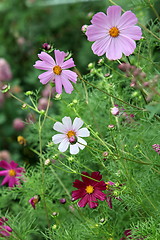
xmin=29 ymin=195 xmax=41 ymax=209
xmin=72 ymin=171 xmax=106 ymax=208
xmin=0 ymin=160 xmax=25 ymax=187
xmin=85 ymin=5 xmax=142 ymax=60
xmin=33 ymin=50 xmax=78 ymax=94
xmin=52 ymin=116 xmax=90 ymax=155
xmin=0 ymin=218 xmax=12 ymax=237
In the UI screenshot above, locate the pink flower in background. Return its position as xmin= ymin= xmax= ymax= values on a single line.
xmin=0 ymin=160 xmax=25 ymax=188
xmin=13 ymin=118 xmax=25 ymax=131
xmin=52 ymin=117 xmax=90 ymax=155
xmin=111 ymin=106 xmax=119 ymax=116
xmin=33 ymin=50 xmax=78 ymax=94
xmin=0 ymin=217 xmax=12 ymax=237
xmin=72 ymin=171 xmax=106 ymax=208
xmin=85 ymin=5 xmax=142 ymax=60
xmin=0 ymin=58 xmax=12 ymax=82
xmin=29 ymin=195 xmax=40 ymax=209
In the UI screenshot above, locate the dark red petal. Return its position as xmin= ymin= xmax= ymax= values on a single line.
xmin=72 ymin=189 xmax=86 ymax=200
xmin=106 ymin=196 xmax=112 ymax=209
xmin=88 ymin=195 xmax=98 ymax=208
xmin=73 ymin=179 xmax=85 ymax=189
xmin=94 ymin=181 xmax=106 ymax=190
xmin=91 ymin=171 xmax=102 ymax=181
xmin=78 ymin=194 xmax=89 ymax=207
xmin=81 ymin=172 xmax=91 ymax=184
xmin=93 ymin=189 xmax=106 ymax=201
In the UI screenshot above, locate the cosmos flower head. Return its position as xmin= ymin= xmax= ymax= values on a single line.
xmin=52 ymin=116 xmax=90 ymax=155
xmin=0 ymin=160 xmax=25 ymax=188
xmin=33 ymin=50 xmax=78 ymax=94
xmin=72 ymin=171 xmax=106 ymax=208
xmin=0 ymin=217 xmax=12 ymax=237
xmin=29 ymin=195 xmax=41 ymax=209
xmin=85 ymin=5 xmax=142 ymax=60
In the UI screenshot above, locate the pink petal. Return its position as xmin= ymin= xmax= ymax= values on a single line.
xmin=88 ymin=195 xmax=98 ymax=208
xmin=118 ymin=35 xmax=136 ymax=56
xmin=91 ymin=36 xmax=112 ymax=56
xmin=70 ymin=143 xmax=79 ymax=155
xmin=86 ymin=25 xmax=107 ymax=42
xmin=1 ymin=175 xmax=10 ymax=186
xmin=58 ymin=138 xmax=69 ymax=152
xmin=77 ymin=128 xmax=90 ymax=137
xmin=73 ymin=179 xmax=85 ymax=189
xmin=0 ymin=160 xmax=11 ymax=169
xmin=16 ymin=167 xmax=25 ymax=173
xmin=61 ymin=70 xmax=77 ymax=83
xmin=93 ymin=189 xmax=106 ymax=201
xmin=78 ymin=194 xmax=89 ymax=207
xmin=120 ymin=26 xmax=142 ymax=40
xmin=55 ymin=75 xmax=62 ymax=94
xmin=62 ymin=117 xmax=72 ymax=131
xmin=0 ymin=170 xmax=8 ymax=176
xmin=72 ymin=189 xmax=86 ymax=200
xmin=106 ymin=5 xmax=122 ymax=26
xmin=91 ymin=12 xmax=111 ymax=29
xmin=118 ymin=11 xmax=138 ymax=29
xmin=8 ymin=177 xmax=16 ymax=187
xmin=77 ymin=137 xmax=87 ymax=150
xmin=72 ymin=118 xmax=84 ymax=132
xmin=0 ymin=226 xmax=12 ymax=237
xmin=52 ymin=134 xmax=66 ymax=144
xmin=105 ymin=37 xmax=123 ymax=60
xmin=38 ymin=52 xmax=55 ymax=65
xmin=38 ymin=71 xmax=54 ymax=85
xmin=10 ymin=161 xmax=18 ymax=169
xmin=54 ymin=50 xmax=66 ymax=66
xmin=61 ymin=58 xmax=75 ymax=69
xmin=61 ymin=75 xmax=74 ymax=94
xmin=33 ymin=60 xmax=53 ymax=70
xmin=53 ymin=121 xmax=67 ymax=133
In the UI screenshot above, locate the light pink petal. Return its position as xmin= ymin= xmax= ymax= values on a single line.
xmin=54 ymin=50 xmax=66 ymax=66
xmin=0 ymin=161 xmax=11 ymax=169
xmin=86 ymin=25 xmax=108 ymax=42
xmin=88 ymin=195 xmax=98 ymax=208
xmin=61 ymin=58 xmax=75 ymax=69
xmin=58 ymin=138 xmax=69 ymax=152
xmin=53 ymin=121 xmax=67 ymax=133
xmin=106 ymin=5 xmax=122 ymax=26
xmin=0 ymin=170 xmax=8 ymax=176
xmin=120 ymin=26 xmax=142 ymax=40
xmin=72 ymin=118 xmax=84 ymax=132
xmin=61 ymin=70 xmax=77 ymax=83
xmin=9 ymin=177 xmax=16 ymax=187
xmin=77 ymin=137 xmax=87 ymax=150
xmin=91 ymin=35 xmax=112 ymax=56
xmin=1 ymin=175 xmax=10 ymax=186
xmin=70 ymin=143 xmax=80 ymax=155
xmin=78 ymin=194 xmax=89 ymax=207
xmin=77 ymin=128 xmax=90 ymax=137
xmin=91 ymin=12 xmax=111 ymax=29
xmin=61 ymin=75 xmax=74 ymax=94
xmin=33 ymin=60 xmax=53 ymax=70
xmin=38 ymin=71 xmax=54 ymax=85
xmin=118 ymin=11 xmax=138 ymax=28
xmin=118 ymin=35 xmax=136 ymax=56
xmin=38 ymin=52 xmax=55 ymax=65
xmin=10 ymin=161 xmax=18 ymax=169
xmin=55 ymin=75 xmax=62 ymax=94
xmin=52 ymin=134 xmax=66 ymax=144
xmin=105 ymin=38 xmax=123 ymax=60
xmin=62 ymin=117 xmax=72 ymax=131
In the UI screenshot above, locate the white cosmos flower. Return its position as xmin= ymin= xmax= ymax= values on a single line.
xmin=52 ymin=116 xmax=90 ymax=155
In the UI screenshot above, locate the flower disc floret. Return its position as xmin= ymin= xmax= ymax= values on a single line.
xmin=85 ymin=5 xmax=142 ymax=60
xmin=33 ymin=50 xmax=78 ymax=94
xmin=52 ymin=116 xmax=90 ymax=155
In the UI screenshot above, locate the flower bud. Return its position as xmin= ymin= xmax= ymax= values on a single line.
xmin=111 ymin=106 xmax=119 ymax=116
xmin=59 ymin=198 xmax=66 ymax=204
xmin=0 ymin=58 xmax=12 ymax=82
xmin=81 ymin=24 xmax=88 ymax=33
xmin=42 ymin=43 xmax=51 ymax=51
xmin=38 ymin=97 xmax=51 ymax=111
xmin=13 ymin=118 xmax=25 ymax=131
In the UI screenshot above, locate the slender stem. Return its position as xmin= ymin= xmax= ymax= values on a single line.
xmin=147 ymin=0 xmax=160 ymax=21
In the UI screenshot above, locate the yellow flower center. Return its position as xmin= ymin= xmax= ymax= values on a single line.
xmin=67 ymin=130 xmax=76 ymax=138
xmin=9 ymin=169 xmax=16 ymax=177
xmin=53 ymin=65 xmax=62 ymax=75
xmin=109 ymin=27 xmax=119 ymax=37
xmin=85 ymin=185 xmax=94 ymax=194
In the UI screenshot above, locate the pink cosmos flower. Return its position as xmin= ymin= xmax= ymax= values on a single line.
xmin=52 ymin=116 xmax=90 ymax=155
xmin=0 ymin=160 xmax=25 ymax=187
xmin=29 ymin=195 xmax=40 ymax=209
xmin=72 ymin=171 xmax=106 ymax=208
xmin=111 ymin=106 xmax=119 ymax=116
xmin=85 ymin=5 xmax=142 ymax=60
xmin=0 ymin=217 xmax=12 ymax=237
xmin=33 ymin=50 xmax=78 ymax=94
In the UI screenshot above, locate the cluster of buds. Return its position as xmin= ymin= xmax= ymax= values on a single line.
xmin=152 ymin=144 xmax=160 ymax=155
xmin=111 ymin=104 xmax=135 ymax=124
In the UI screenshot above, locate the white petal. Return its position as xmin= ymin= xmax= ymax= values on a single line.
xmin=52 ymin=134 xmax=66 ymax=144
xmin=62 ymin=117 xmax=72 ymax=131
xmin=77 ymin=128 xmax=90 ymax=137
xmin=53 ymin=122 xmax=67 ymax=133
xmin=58 ymin=139 xmax=69 ymax=152
xmin=70 ymin=143 xmax=80 ymax=155
xmin=77 ymin=137 xmax=87 ymax=150
xmin=72 ymin=117 xmax=84 ymax=132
